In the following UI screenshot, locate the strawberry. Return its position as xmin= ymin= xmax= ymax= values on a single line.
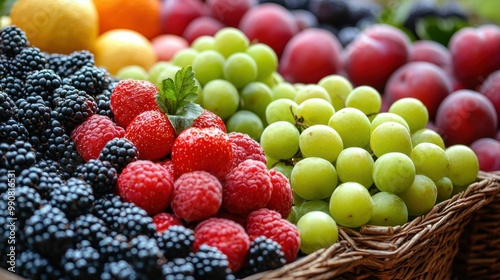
xmin=110 ymin=79 xmax=159 ymax=128
xmin=125 ymin=110 xmax=176 ymax=161
xmin=192 ymin=109 xmax=227 ymax=132
xmin=171 ymin=127 xmax=233 ymax=180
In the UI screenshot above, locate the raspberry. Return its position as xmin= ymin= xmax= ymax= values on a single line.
xmin=171 ymin=127 xmax=233 ymax=180
xmin=227 ymin=132 xmax=266 ymax=169
xmin=216 ymin=210 xmax=248 ymax=229
xmin=152 ymin=212 xmax=183 ymax=234
xmin=265 ymin=169 xmax=294 ymax=219
xmin=117 ymin=160 xmax=174 ymax=215
xmin=246 ymin=208 xmax=300 ymax=263
xmin=223 ymin=159 xmax=273 ymax=215
xmin=157 ymin=159 xmax=175 ymax=179
xmin=172 ymin=171 xmax=223 ymax=222
xmin=125 ymin=110 xmax=176 ymax=161
xmin=192 ymin=108 xmax=227 ymax=132
xmin=110 ymin=79 xmax=159 ymax=128
xmin=71 ymin=115 xmax=125 ymax=162
xmin=194 ymin=218 xmax=250 ymax=272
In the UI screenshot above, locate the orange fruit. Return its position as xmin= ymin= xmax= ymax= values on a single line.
xmin=94 ymin=29 xmax=157 ymax=76
xmin=93 ymin=0 xmax=162 ymax=40
xmin=10 ymin=0 xmax=98 ymax=54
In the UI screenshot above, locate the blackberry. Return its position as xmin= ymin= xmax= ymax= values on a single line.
xmin=17 ymin=166 xmax=64 ymax=199
xmin=0 ymin=90 xmax=16 ymax=121
xmin=44 ymin=52 xmax=67 ymax=76
xmin=93 ymin=194 xmax=157 ymax=238
xmin=246 ymin=236 xmax=287 ymax=274
xmin=101 ymin=260 xmax=139 ymax=280
xmin=0 ymin=55 xmax=9 ymax=78
xmin=126 ymin=235 xmax=166 ymax=278
xmin=0 ymin=118 xmax=29 ymax=143
xmin=61 ymin=50 xmax=95 ymax=77
xmin=15 ymin=95 xmax=52 ymax=136
xmin=0 ymin=75 xmax=24 ymax=101
xmin=96 ymin=87 xmax=114 ymax=120
xmin=17 ymin=249 xmax=65 ymax=280
xmin=157 ymin=225 xmax=195 ymax=260
xmin=68 ymin=65 xmax=112 ymax=96
xmin=191 ymin=244 xmax=233 ymax=280
xmin=56 ymin=139 xmax=84 ymax=180
xmin=72 ymin=213 xmax=110 ymax=246
xmin=61 ymin=240 xmax=102 ymax=280
xmin=34 ymin=158 xmax=63 ymax=175
xmin=99 ymin=137 xmax=139 ymax=173
xmin=0 ymin=25 xmax=29 ymax=56
xmin=98 ymin=233 xmax=131 ymax=264
xmin=9 ymin=46 xmax=47 ymax=79
xmin=0 ymin=185 xmax=42 ymax=225
xmin=161 ymin=257 xmax=196 ymax=280
xmin=41 ymin=116 xmax=71 ymax=159
xmin=53 ymin=89 xmax=97 ymax=131
xmin=0 ymin=168 xmax=7 ymax=194
xmin=75 ymin=159 xmax=118 ymax=197
xmin=0 ymin=140 xmax=37 ymax=174
xmin=24 ymin=69 xmax=63 ymax=107
xmin=24 ymin=204 xmax=76 ymax=262
xmin=49 ymin=177 xmax=95 ymax=220
xmin=0 ymin=208 xmax=28 ymax=267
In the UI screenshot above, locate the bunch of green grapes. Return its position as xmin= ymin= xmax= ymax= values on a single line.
xmin=261 ymin=82 xmax=480 ymax=255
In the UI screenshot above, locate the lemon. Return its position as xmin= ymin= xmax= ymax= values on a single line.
xmin=10 ymin=0 xmax=98 ymax=54
xmin=94 ymin=29 xmax=157 ymax=76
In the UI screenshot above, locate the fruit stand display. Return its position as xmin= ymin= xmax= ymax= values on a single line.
xmin=0 ymin=0 xmax=499 ymax=279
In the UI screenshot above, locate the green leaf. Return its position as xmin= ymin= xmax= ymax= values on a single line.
xmin=0 ymin=0 xmax=17 ymax=17
xmin=155 ymin=65 xmax=203 ymax=135
xmin=415 ymin=17 xmax=469 ymax=46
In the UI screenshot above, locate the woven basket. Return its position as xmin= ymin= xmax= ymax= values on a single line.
xmin=245 ymin=171 xmax=500 ymax=280
xmin=452 ymin=171 xmax=500 ymax=280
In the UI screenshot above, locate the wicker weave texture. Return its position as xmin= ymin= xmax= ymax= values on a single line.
xmin=245 ymin=171 xmax=500 ymax=280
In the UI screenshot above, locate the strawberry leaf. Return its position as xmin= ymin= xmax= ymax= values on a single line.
xmin=156 ymin=65 xmax=203 ymax=135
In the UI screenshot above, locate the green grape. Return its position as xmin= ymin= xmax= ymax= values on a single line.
xmin=271 ymin=82 xmax=297 ymax=100
xmin=192 ymin=50 xmax=225 ymax=86
xmin=296 ymin=98 xmax=336 ymax=126
xmin=287 ymin=206 xmax=298 ymax=223
xmin=214 ymin=27 xmax=249 ymax=58
xmin=372 ymin=152 xmax=416 ymax=194
xmin=388 ymin=97 xmax=429 ymax=133
xmin=345 ymin=85 xmax=381 ymax=115
xmin=153 ymin=65 xmax=181 ymax=88
xmin=297 ymin=211 xmax=338 ymax=255
xmin=294 ymin=84 xmax=332 ymax=104
xmin=299 ymin=125 xmax=343 ymax=162
xmin=171 ymin=48 xmax=199 ymax=67
xmin=411 ymin=128 xmax=445 ymax=149
xmin=246 ymin=43 xmax=278 ymax=81
xmin=266 ymin=154 xmax=279 ymax=169
xmin=398 ymin=174 xmax=437 ymax=217
xmin=318 ymin=74 xmax=353 ymax=111
xmin=260 ymin=121 xmax=300 ymax=160
xmin=293 ymin=191 xmax=306 ymax=206
xmin=410 ymin=142 xmax=450 ymax=181
xmin=200 ymin=79 xmax=239 ymax=120
xmin=435 ymin=176 xmax=453 ymax=203
xmin=148 ymin=61 xmax=176 ymax=85
xmin=239 ymin=82 xmax=273 ymax=124
xmin=191 ymin=35 xmax=216 ymax=52
xmin=225 ymin=110 xmax=264 ymax=141
xmin=370 ymin=112 xmax=410 ymax=134
xmin=367 ymin=192 xmax=408 ymax=226
xmin=223 ymin=52 xmax=258 ymax=89
xmin=262 ymin=71 xmax=284 ymax=89
xmin=370 ymin=121 xmax=413 ymax=157
xmin=295 ymin=200 xmax=331 ymax=222
xmin=271 ymin=162 xmax=294 ymax=180
xmin=336 ymin=147 xmax=374 ymax=189
xmin=328 ymin=107 xmax=371 ymax=148
xmin=329 ymin=182 xmax=373 ymax=228
xmin=265 ymin=98 xmax=298 ymax=125
xmin=291 ymin=157 xmax=338 ymax=200
xmin=445 ymin=145 xmax=479 ymax=193
xmin=116 ymin=65 xmax=149 ymax=81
